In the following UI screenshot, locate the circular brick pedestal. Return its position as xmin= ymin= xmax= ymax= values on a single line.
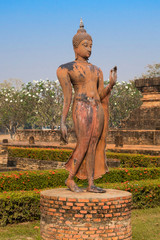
xmin=40 ymin=188 xmax=132 ymax=240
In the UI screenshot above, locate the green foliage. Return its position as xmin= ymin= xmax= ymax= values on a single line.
xmin=107 ymin=152 xmax=160 ymax=168
xmin=98 ymin=179 xmax=160 ymax=209
xmin=8 ymin=147 xmax=160 ymax=168
xmin=0 ymin=168 xmax=160 ymax=192
xmin=0 ymin=169 xmax=67 ymax=192
xmin=0 ymin=191 xmax=40 ymax=226
xmin=8 ymin=147 xmax=72 ymax=162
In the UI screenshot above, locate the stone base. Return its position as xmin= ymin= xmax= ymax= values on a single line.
xmin=40 ymin=188 xmax=132 ymax=240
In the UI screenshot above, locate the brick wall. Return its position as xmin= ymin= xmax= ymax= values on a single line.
xmin=40 ymin=188 xmax=132 ymax=240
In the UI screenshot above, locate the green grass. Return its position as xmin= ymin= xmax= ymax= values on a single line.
xmin=0 ymin=207 xmax=159 ymax=240
xmin=132 ymin=207 xmax=160 ymax=240
xmin=0 ymin=221 xmax=40 ymax=240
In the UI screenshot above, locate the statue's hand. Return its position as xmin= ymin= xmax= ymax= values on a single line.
xmin=109 ymin=66 xmax=117 ymax=88
xmin=61 ymin=123 xmax=68 ymax=143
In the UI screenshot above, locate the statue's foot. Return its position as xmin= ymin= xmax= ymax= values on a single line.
xmin=87 ymin=185 xmax=106 ymax=193
xmin=65 ymin=179 xmax=84 ymax=193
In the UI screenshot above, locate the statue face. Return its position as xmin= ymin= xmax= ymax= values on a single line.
xmin=74 ymin=39 xmax=92 ymax=60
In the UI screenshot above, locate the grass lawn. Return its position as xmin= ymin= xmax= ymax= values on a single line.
xmin=0 ymin=207 xmax=159 ymax=240
xmin=132 ymin=207 xmax=160 ymax=240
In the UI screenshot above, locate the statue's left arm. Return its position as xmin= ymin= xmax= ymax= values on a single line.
xmin=98 ymin=66 xmax=117 ymax=100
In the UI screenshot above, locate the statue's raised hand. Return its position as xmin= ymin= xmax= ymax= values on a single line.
xmin=61 ymin=123 xmax=68 ymax=143
xmin=109 ymin=66 xmax=117 ymax=88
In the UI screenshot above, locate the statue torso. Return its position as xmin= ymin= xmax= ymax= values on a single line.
xmin=59 ymin=61 xmax=100 ymax=99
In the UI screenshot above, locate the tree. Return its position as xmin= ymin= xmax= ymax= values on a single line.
xmin=0 ymin=78 xmax=23 ymax=90
xmin=0 ymin=86 xmax=36 ymax=137
xmin=139 ymin=63 xmax=160 ymax=78
xmin=23 ymin=80 xmax=64 ymax=129
xmin=107 ymin=81 xmax=142 ymax=128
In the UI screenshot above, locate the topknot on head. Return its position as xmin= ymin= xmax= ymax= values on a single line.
xmin=72 ymin=18 xmax=92 ymax=48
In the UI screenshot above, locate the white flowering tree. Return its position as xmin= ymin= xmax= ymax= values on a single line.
xmin=23 ymin=79 xmax=64 ymax=129
xmin=0 ymin=77 xmax=143 ymax=136
xmin=107 ymin=80 xmax=142 ymax=128
xmin=0 ymin=86 xmax=36 ymax=137
xmin=0 ymin=79 xmax=74 ymax=137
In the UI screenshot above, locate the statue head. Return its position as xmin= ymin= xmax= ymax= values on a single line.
xmin=73 ymin=19 xmax=92 ymax=60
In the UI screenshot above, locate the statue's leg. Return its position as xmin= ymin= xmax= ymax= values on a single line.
xmin=65 ymin=101 xmax=93 ymax=192
xmin=65 ymin=137 xmax=90 ymax=192
xmin=86 ymin=103 xmax=106 ymax=193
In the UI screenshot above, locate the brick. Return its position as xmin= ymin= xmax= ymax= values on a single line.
xmin=68 ymin=198 xmax=77 ymax=202
xmin=80 ymin=235 xmax=88 ymax=239
xmin=59 ymin=197 xmax=66 ymax=201
xmin=90 ymin=210 xmax=97 ymax=213
xmin=62 ymin=206 xmax=71 ymax=210
xmin=97 ymin=230 xmax=105 ymax=234
xmin=87 ymin=203 xmax=96 ymax=206
xmin=74 ymin=214 xmax=84 ymax=218
xmin=86 ymin=231 xmax=95 ymax=234
xmin=108 ymin=232 xmax=116 ymax=236
xmin=105 ymin=214 xmax=112 ymax=218
xmin=84 ymin=223 xmax=92 ymax=227
xmin=75 ymin=203 xmax=85 ymax=206
xmin=79 ymin=227 xmax=88 ymax=231
xmin=66 ymin=202 xmax=73 ymax=206
xmin=78 ymin=199 xmax=89 ymax=203
xmin=92 ymin=199 xmax=99 ymax=202
xmin=93 ymin=218 xmax=101 ymax=222
xmin=65 ymin=221 xmax=72 ymax=225
xmin=98 ymin=202 xmax=104 ymax=206
xmin=110 ymin=205 xmax=115 ymax=209
xmin=48 ymin=208 xmax=56 ymax=212
xmin=72 ymin=206 xmax=81 ymax=210
xmin=103 ymin=205 xmax=109 ymax=209
xmin=85 ymin=214 xmax=92 ymax=218
xmin=74 ymin=235 xmax=81 ymax=238
xmin=90 ymin=234 xmax=99 ymax=237
xmin=80 ymin=210 xmax=87 ymax=214
xmin=89 ymin=227 xmax=98 ymax=231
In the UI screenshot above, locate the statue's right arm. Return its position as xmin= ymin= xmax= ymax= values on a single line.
xmin=57 ymin=67 xmax=72 ymax=142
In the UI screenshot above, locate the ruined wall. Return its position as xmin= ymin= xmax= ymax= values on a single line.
xmin=0 ymin=145 xmax=8 ymax=167
xmin=121 ymin=77 xmax=160 ymax=130
xmin=107 ymin=130 xmax=160 ymax=145
xmin=14 ymin=129 xmax=76 ymax=143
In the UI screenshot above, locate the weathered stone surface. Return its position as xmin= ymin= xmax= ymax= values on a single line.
xmin=8 ymin=157 xmax=65 ymax=170
xmin=0 ymin=145 xmax=8 ymax=167
xmin=121 ymin=77 xmax=160 ymax=130
xmin=14 ymin=129 xmax=76 ymax=143
xmin=108 ymin=130 xmax=160 ymax=145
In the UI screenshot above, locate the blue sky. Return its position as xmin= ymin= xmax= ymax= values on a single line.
xmin=0 ymin=0 xmax=160 ymax=84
